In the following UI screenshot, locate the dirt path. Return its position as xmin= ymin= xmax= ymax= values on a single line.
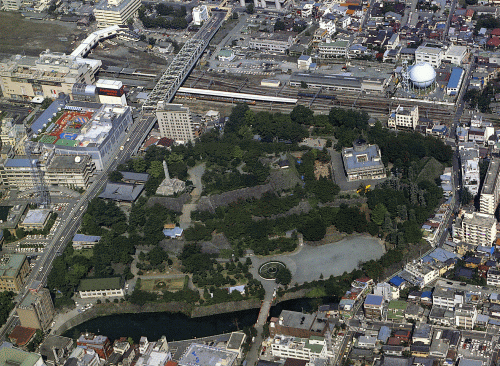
xmin=179 ymin=164 xmax=205 ymax=229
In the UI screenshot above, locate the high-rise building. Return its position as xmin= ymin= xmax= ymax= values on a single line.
xmin=480 ymin=158 xmax=500 ymax=214
xmin=17 ymin=287 xmax=55 ymax=331
xmin=93 ymin=0 xmax=141 ymax=28
xmin=0 ymin=254 xmax=30 ymax=293
xmin=156 ymin=103 xmax=196 ymax=144
xmin=454 ymin=211 xmax=497 ymax=247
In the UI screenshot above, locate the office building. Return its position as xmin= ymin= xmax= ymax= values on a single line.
xmin=0 ymin=50 xmax=101 ymax=100
xmin=443 ymin=45 xmax=468 ymax=65
xmin=270 ymin=335 xmax=332 ymax=361
xmin=39 ymin=335 xmax=74 ymax=366
xmin=156 ymin=103 xmax=196 ymax=144
xmin=78 ymin=277 xmax=124 ymax=299
xmin=415 ymin=44 xmax=443 ymax=68
xmin=19 ymin=209 xmax=52 ymax=231
xmin=480 ymin=158 xmax=500 ymax=214
xmin=1 ymin=153 xmax=96 ymax=190
xmin=342 ymin=139 xmax=386 ymax=182
xmin=318 ymin=40 xmax=350 ymax=58
xmin=93 ymin=0 xmax=141 ymax=28
xmin=454 ymin=211 xmax=497 ymax=247
xmin=387 ymin=105 xmax=419 ymax=130
xmin=192 ymin=5 xmax=209 ymax=25
xmin=0 ymin=254 xmax=30 ymax=293
xmin=17 ymin=287 xmax=55 ymax=331
xmin=249 ymin=33 xmax=296 ymax=53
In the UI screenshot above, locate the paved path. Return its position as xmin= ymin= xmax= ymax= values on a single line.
xmin=179 ymin=164 xmax=205 ymax=229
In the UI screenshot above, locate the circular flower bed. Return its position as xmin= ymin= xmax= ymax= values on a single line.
xmin=258 ymin=261 xmax=287 ymax=280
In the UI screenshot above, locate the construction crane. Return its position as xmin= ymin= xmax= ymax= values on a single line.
xmin=25 ymin=140 xmax=51 ymax=208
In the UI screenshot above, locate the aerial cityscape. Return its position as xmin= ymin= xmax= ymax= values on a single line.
xmin=0 ymin=0 xmax=499 ymax=364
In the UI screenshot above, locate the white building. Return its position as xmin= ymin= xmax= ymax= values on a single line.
xmin=1 ymin=0 xmax=21 ymax=10
xmin=271 ymin=335 xmax=332 ymax=361
xmin=443 ymin=45 xmax=468 ymax=65
xmin=318 ymin=40 xmax=350 ymax=58
xmin=415 ymin=45 xmax=444 ymax=68
xmin=487 ymin=268 xmax=500 ymax=287
xmin=298 ymin=55 xmax=312 ymax=69
xmin=455 ymin=304 xmax=477 ymax=329
xmin=319 ymin=18 xmax=337 ymax=35
xmin=78 ymin=277 xmax=124 ymax=299
xmin=404 ymin=262 xmax=439 ymax=287
xmin=387 ymin=105 xmax=419 ymax=130
xmin=373 ymin=282 xmax=399 ymax=302
xmin=93 ymin=0 xmax=141 ymax=28
xmin=480 ymin=158 xmax=500 ymax=215
xmin=454 ymin=211 xmax=497 ymax=247
xmin=432 ymin=285 xmax=463 ymax=310
xmin=96 ymin=79 xmax=127 ymax=106
xmin=156 ymin=102 xmax=196 ymax=144
xmin=459 ymin=148 xmax=480 ymax=196
xmin=192 ymin=5 xmax=209 ymax=26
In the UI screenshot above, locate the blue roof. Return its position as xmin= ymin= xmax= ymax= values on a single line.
xmin=421 ymin=291 xmax=432 ymax=299
xmin=298 ymin=55 xmax=311 ymax=61
xmin=163 ymin=227 xmax=183 ymax=238
xmin=447 ymin=67 xmax=463 ymax=89
xmin=429 ymin=248 xmax=459 ymax=262
xmin=378 ymin=326 xmax=391 ymax=342
xmin=477 ymin=245 xmax=494 ymax=254
xmin=364 ymin=294 xmax=384 ymax=306
xmin=4 ymin=158 xmax=31 ymax=168
xmin=72 ymin=234 xmax=101 ymax=242
xmin=30 ymin=95 xmax=69 ymax=135
xmin=389 ymin=276 xmax=405 ymax=287
xmin=421 ymin=255 xmax=433 ymax=263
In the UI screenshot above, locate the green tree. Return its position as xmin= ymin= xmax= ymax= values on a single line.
xmin=290 ymin=105 xmax=314 ymax=125
xmin=133 ymin=158 xmax=147 ymax=173
xmin=246 ymin=3 xmax=254 ymax=13
xmin=371 ymin=203 xmax=387 ymax=226
xmin=108 ymin=171 xmax=123 ymax=182
xmin=275 ymin=267 xmax=292 ymax=286
xmin=147 ymin=161 xmax=165 ymax=179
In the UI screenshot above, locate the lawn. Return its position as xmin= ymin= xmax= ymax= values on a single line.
xmin=141 ymin=277 xmax=186 ymax=292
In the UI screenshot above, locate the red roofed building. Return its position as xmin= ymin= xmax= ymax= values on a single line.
xmin=491 ymin=29 xmax=500 ymax=36
xmin=465 ymin=9 xmax=474 ymax=21
xmin=8 ymin=326 xmax=36 ymax=347
xmin=487 ymin=37 xmax=500 ymax=48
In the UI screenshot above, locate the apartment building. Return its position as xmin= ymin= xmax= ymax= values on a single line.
xmin=0 ymin=50 xmax=101 ymax=100
xmin=487 ymin=268 xmax=500 ymax=287
xmin=364 ymin=294 xmax=384 ymax=319
xmin=455 ymin=304 xmax=477 ymax=329
xmin=156 ymin=102 xmax=196 ymax=144
xmin=415 ymin=44 xmax=443 ymax=68
xmin=454 ymin=211 xmax=497 ymax=246
xmin=0 ymin=254 xmax=30 ymax=293
xmin=443 ymin=45 xmax=468 ymax=65
xmin=432 ymin=285 xmax=463 ymax=310
xmin=17 ymin=287 xmax=55 ymax=331
xmin=93 ymin=0 xmax=141 ymax=28
xmin=404 ymin=262 xmax=439 ymax=287
xmin=459 ymin=148 xmax=480 ymax=196
xmin=387 ymin=105 xmax=419 ymax=130
xmin=77 ymin=334 xmax=113 ymax=360
xmin=480 ymin=158 xmax=500 ymax=215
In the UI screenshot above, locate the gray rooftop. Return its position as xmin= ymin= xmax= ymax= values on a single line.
xmin=178 ymin=344 xmax=237 ymax=366
xmin=342 ymin=143 xmax=384 ymax=173
xmin=98 ymin=182 xmax=144 ymax=202
xmin=47 ymin=154 xmax=91 ymax=171
xmin=278 ymin=310 xmax=315 ymax=331
xmin=481 ymin=158 xmax=500 ymax=195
